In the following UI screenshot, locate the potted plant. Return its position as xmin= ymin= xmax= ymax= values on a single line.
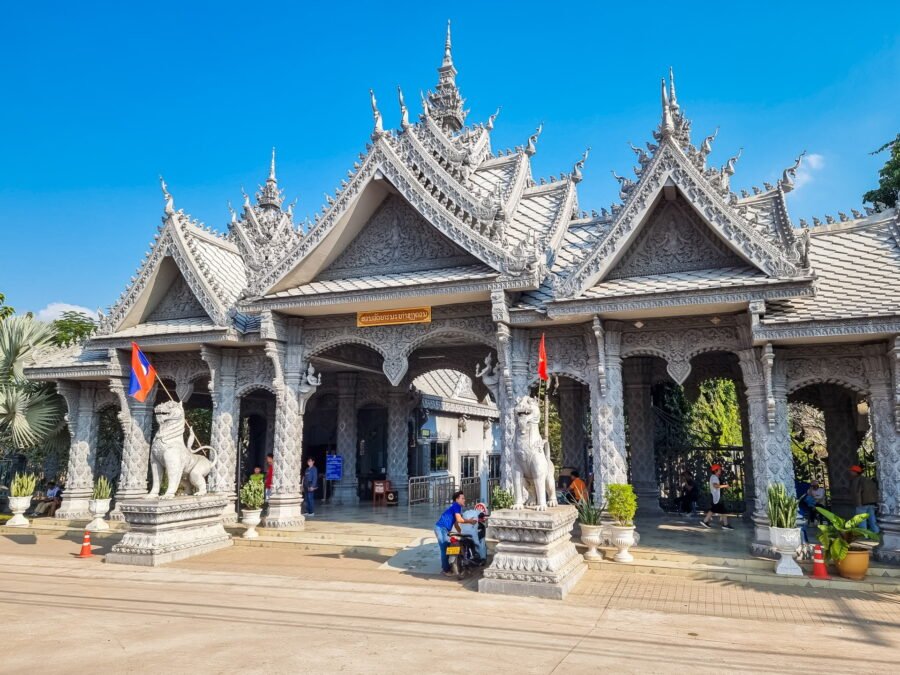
xmin=572 ymin=496 xmax=604 ymax=560
xmin=766 ymin=483 xmax=803 ymax=576
xmin=240 ymin=478 xmax=266 ymax=539
xmin=87 ymin=476 xmax=114 ymax=532
xmin=606 ymin=484 xmax=637 ymax=562
xmin=7 ymin=472 xmax=36 ymax=527
xmin=816 ymin=507 xmax=880 ymax=580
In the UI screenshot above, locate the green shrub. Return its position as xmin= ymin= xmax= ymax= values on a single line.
xmin=240 ymin=479 xmax=265 ymax=510
xmin=491 ymin=486 xmax=514 ymax=510
xmin=816 ymin=507 xmax=880 ymax=562
xmin=572 ymin=495 xmax=603 ymax=526
xmin=11 ymin=473 xmax=37 ymax=497
xmin=93 ymin=476 xmax=113 ymax=500
xmin=605 ymin=484 xmax=637 ymax=526
xmin=766 ymin=483 xmax=798 ymax=529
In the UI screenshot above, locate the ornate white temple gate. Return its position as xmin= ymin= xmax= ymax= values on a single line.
xmin=27 ymin=28 xmax=900 ymax=562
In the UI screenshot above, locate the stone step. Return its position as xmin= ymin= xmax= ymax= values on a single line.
xmin=585 ymin=557 xmax=900 ymax=592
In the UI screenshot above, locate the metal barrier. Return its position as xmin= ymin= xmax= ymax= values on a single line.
xmin=655 ymin=445 xmax=747 ymax=513
xmin=407 ymin=474 xmax=458 ymax=506
xmin=460 ymin=476 xmax=480 ymax=504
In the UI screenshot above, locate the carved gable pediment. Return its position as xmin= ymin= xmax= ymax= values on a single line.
xmin=607 ymin=192 xmax=746 ymax=279
xmin=145 ymin=272 xmax=210 ymax=321
xmin=314 ymin=194 xmax=481 ymax=281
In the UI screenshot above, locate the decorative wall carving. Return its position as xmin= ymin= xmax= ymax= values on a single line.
xmin=621 ymin=323 xmax=740 ymax=384
xmin=316 ymin=194 xmax=479 ymax=280
xmin=146 ymin=274 xmax=209 ymax=321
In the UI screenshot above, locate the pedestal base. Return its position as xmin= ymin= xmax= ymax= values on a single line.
xmin=55 ymin=496 xmax=91 ymax=521
xmin=264 ymin=493 xmax=305 ymax=529
xmin=106 ymin=494 xmax=232 ymax=567
xmin=478 ymin=505 xmax=586 ymax=600
xmin=333 ymin=482 xmax=360 ymax=506
xmin=874 ymin=516 xmax=900 ymax=564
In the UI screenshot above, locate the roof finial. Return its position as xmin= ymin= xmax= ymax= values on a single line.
xmin=572 ymin=147 xmax=590 ymax=184
xmin=525 ymin=122 xmax=543 ymax=157
xmin=486 ymin=106 xmax=500 ymax=131
xmin=420 ymin=90 xmax=431 ymax=117
xmin=159 ymin=176 xmax=174 ymax=216
xmin=660 ymin=78 xmax=674 ymax=136
xmin=668 ymin=66 xmax=679 ymax=111
xmin=370 ymin=89 xmax=383 ymax=139
xmin=443 ymin=20 xmax=453 ymax=67
xmin=700 ymin=127 xmax=719 ymax=158
xmin=780 ymin=150 xmax=807 ymax=193
xmin=398 ymin=86 xmax=409 ymax=130
xmin=723 ymin=148 xmax=743 ymax=177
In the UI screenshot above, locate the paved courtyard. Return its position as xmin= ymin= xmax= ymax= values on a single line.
xmin=2 ymin=534 xmax=899 ymax=674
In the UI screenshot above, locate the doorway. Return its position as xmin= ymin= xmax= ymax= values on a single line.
xmin=357 ymin=406 xmax=387 ymax=501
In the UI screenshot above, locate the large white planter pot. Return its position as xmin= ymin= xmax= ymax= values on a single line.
xmin=580 ymin=523 xmax=603 ymax=561
xmin=769 ymin=526 xmax=803 ymax=576
xmin=7 ymin=495 xmax=33 ymax=527
xmin=87 ymin=498 xmax=112 ymax=532
xmin=242 ymin=509 xmax=262 ymax=539
xmin=611 ymin=525 xmax=636 ymax=563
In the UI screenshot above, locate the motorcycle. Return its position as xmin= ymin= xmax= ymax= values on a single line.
xmin=447 ymin=509 xmax=488 ymax=577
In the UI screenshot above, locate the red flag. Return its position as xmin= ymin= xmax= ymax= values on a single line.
xmin=129 ymin=342 xmax=157 ymax=402
xmin=537 ymin=333 xmax=549 ymax=381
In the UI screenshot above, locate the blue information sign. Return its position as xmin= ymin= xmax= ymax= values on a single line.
xmin=325 ymin=454 xmax=343 ymax=481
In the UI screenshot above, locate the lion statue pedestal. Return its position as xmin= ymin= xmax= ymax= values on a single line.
xmin=478 ymin=505 xmax=586 ymax=600
xmin=106 ymin=494 xmax=232 ymax=566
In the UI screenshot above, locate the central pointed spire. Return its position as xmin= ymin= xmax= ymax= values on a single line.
xmin=256 ymin=147 xmax=284 ymax=209
xmin=427 ymin=20 xmax=466 ymax=133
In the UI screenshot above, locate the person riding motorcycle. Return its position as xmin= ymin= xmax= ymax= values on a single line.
xmin=434 ymin=491 xmax=477 ymax=577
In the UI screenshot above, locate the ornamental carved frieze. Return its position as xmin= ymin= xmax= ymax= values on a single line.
xmin=145 ymin=274 xmax=208 ymax=322
xmin=620 ymin=323 xmax=740 ymax=385
xmin=782 ymin=346 xmax=872 ymax=396
xmin=151 ymin=353 xmax=209 ymax=401
xmin=525 ymin=330 xmax=590 ymax=385
xmin=234 ymin=350 xmax=277 ymax=396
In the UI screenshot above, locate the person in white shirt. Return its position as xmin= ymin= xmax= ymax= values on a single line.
xmin=700 ymin=465 xmax=732 ymax=530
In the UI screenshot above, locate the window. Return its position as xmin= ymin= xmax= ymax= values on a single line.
xmin=489 ymin=455 xmax=501 ymax=480
xmin=430 ymin=440 xmax=449 ymax=472
xmin=461 ymin=455 xmax=478 ymax=479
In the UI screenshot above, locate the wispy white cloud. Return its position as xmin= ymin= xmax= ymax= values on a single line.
xmin=34 ymin=302 xmax=97 ymax=322
xmin=792 ymin=153 xmax=825 ymax=191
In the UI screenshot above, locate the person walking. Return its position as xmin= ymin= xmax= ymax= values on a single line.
xmin=849 ymin=465 xmax=880 ymax=534
xmin=700 ymin=464 xmax=732 ymax=530
xmin=304 ymin=457 xmax=319 ymax=517
xmin=434 ymin=491 xmax=477 ymax=577
xmin=264 ymin=453 xmax=274 ymax=501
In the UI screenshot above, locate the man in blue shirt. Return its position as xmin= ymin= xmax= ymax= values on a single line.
xmin=435 ymin=491 xmax=477 ymax=576
xmin=303 ymin=458 xmax=319 ymax=517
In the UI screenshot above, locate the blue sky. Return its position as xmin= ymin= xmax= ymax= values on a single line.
xmin=1 ymin=1 xmax=898 ymax=318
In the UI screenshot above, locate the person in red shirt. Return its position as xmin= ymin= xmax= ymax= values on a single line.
xmin=569 ymin=471 xmax=588 ymax=503
xmin=265 ymin=453 xmax=274 ymax=501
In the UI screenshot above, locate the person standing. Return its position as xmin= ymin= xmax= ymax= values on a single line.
xmin=679 ymin=472 xmax=699 ymax=515
xmin=700 ymin=464 xmax=732 ymax=530
xmin=434 ymin=491 xmax=476 ymax=577
xmin=304 ymin=457 xmax=319 ymax=517
xmin=568 ymin=471 xmax=588 ymax=503
xmin=264 ymin=453 xmax=274 ymax=501
xmin=849 ymin=465 xmax=880 ymax=534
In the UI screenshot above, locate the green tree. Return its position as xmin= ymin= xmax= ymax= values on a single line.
xmin=0 ymin=293 xmax=13 ymax=321
xmin=863 ymin=133 xmax=900 ymax=208
xmin=0 ymin=316 xmax=65 ymax=451
xmin=688 ymin=379 xmax=742 ymax=447
xmin=52 ymin=310 xmax=97 ymax=346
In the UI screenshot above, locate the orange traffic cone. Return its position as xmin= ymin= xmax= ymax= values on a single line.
xmin=812 ymin=544 xmax=829 ymax=580
xmin=76 ymin=530 xmax=93 ymax=559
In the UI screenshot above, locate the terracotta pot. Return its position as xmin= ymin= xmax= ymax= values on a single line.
xmin=835 ymin=549 xmax=870 ymax=580
xmin=7 ymin=495 xmax=33 ymax=527
xmin=579 ymin=523 xmax=603 ymax=561
xmin=242 ymin=509 xmax=263 ymax=539
xmin=87 ymin=498 xmax=112 ymax=532
xmin=610 ymin=525 xmax=636 ymax=563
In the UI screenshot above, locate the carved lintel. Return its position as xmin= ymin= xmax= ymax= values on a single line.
xmin=762 ymin=343 xmax=776 ymax=432
xmin=892 ymin=336 xmax=900 ymax=433
xmin=592 ymin=316 xmax=606 ymax=396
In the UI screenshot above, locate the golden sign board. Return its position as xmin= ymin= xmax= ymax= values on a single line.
xmin=357 ymin=307 xmax=432 ymax=328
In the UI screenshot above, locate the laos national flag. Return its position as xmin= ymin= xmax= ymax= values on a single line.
xmin=537 ymin=333 xmax=549 ymax=381
xmin=129 ymin=342 xmax=157 ymax=402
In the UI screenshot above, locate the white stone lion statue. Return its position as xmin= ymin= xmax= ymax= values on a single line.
xmin=147 ymin=400 xmax=214 ymax=499
xmin=511 ymin=395 xmax=557 ymax=511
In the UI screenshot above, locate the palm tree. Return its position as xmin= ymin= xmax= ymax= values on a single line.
xmin=0 ymin=316 xmax=65 ymax=449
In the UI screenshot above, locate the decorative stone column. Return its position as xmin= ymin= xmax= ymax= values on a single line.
xmin=56 ymin=381 xmax=98 ymax=520
xmin=738 ymin=348 xmax=794 ymax=551
xmin=736 ymin=387 xmax=756 ymax=518
xmin=203 ymin=347 xmax=239 ymax=522
xmin=109 ymin=377 xmax=155 ymax=520
xmin=865 ymin=345 xmax=900 ymax=563
xmin=558 ymin=380 xmax=585 ymax=474
xmin=335 ymin=372 xmax=359 ymax=505
xmin=386 ymin=386 xmax=409 ymax=504
xmin=820 ymin=386 xmax=858 ymax=510
xmin=589 ymin=324 xmax=628 ymax=505
xmin=624 ymin=357 xmax=659 ymax=512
